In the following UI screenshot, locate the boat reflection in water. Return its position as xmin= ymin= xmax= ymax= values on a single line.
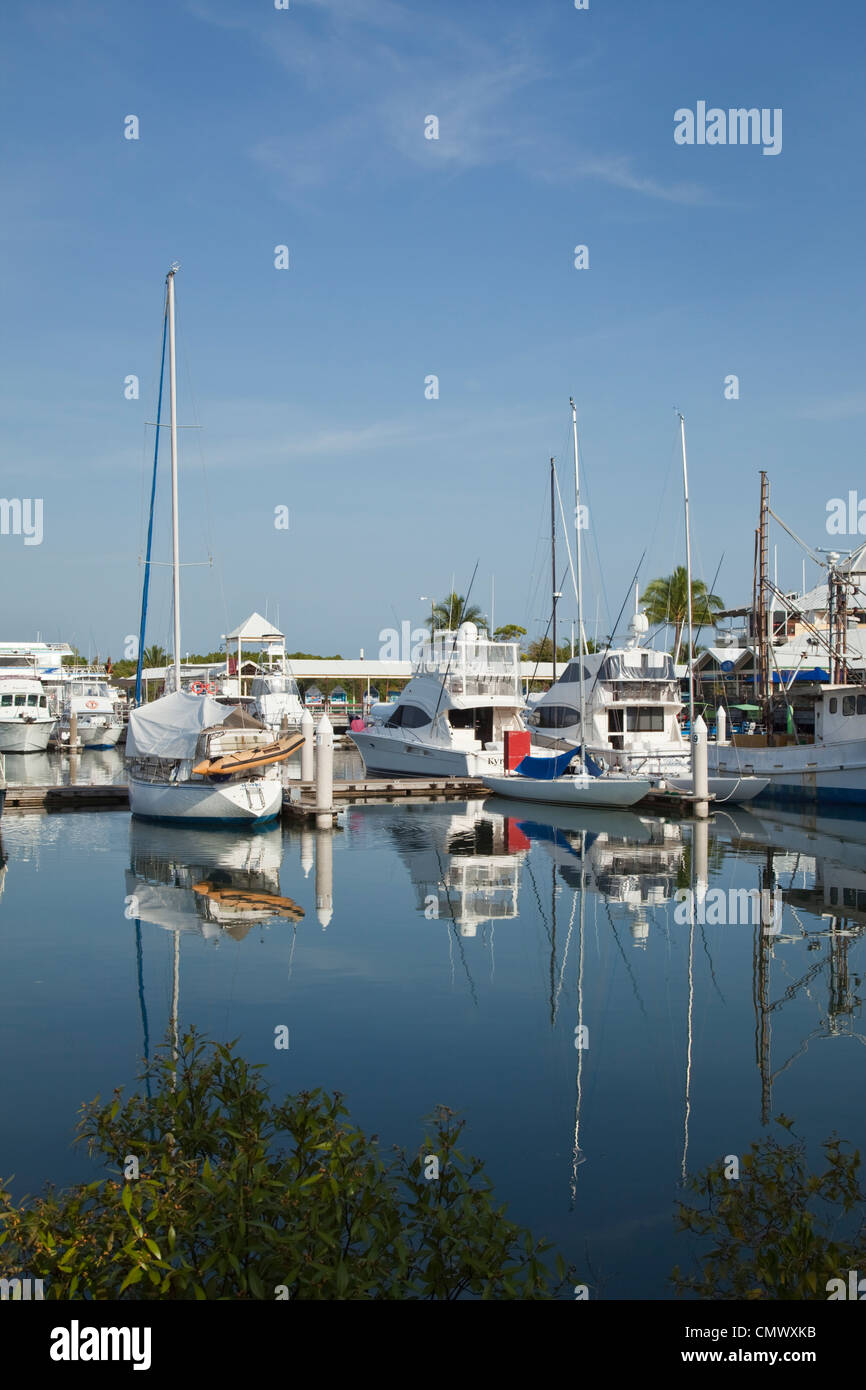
xmin=126 ymin=821 xmax=302 ymax=943
xmin=717 ymin=805 xmax=866 ymax=1123
xmin=484 ymin=797 xmax=684 ymax=947
xmin=362 ymin=800 xmax=527 ymax=939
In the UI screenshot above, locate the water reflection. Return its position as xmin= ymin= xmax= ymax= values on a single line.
xmin=126 ymin=820 xmax=302 ymax=941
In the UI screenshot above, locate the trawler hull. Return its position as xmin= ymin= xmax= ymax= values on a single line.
xmin=708 ymin=741 xmax=866 ymax=805
xmin=128 ymin=775 xmax=282 ymax=823
xmin=0 ymin=719 xmax=54 ymax=753
xmin=77 ymin=720 xmax=124 ymax=750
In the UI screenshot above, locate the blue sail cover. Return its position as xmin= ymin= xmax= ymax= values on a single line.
xmin=514 ymin=745 xmax=604 ymax=780
xmin=514 ymin=748 xmax=578 ymax=780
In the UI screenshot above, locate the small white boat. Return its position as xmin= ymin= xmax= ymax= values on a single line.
xmin=483 ymin=747 xmax=651 ymax=808
xmin=483 ymin=769 xmax=652 ymax=808
xmin=664 ymin=773 xmax=768 ymax=802
xmin=57 ymin=677 xmax=123 ymax=749
xmin=0 ymin=677 xmax=55 ymax=752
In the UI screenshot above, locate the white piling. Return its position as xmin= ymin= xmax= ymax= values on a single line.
xmin=299 ymin=827 xmax=314 ymax=879
xmin=316 ymin=713 xmax=334 ymax=820
xmin=315 ymin=824 xmax=333 ymax=929
xmin=301 ymin=708 xmax=314 ymax=783
xmin=692 ymin=713 xmax=709 ymax=819
xmin=716 ymin=705 xmax=728 ymax=747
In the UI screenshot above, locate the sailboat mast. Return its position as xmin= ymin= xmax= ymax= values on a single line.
xmin=570 ymin=399 xmax=587 ymax=770
xmin=679 ymin=413 xmax=695 ymax=731
xmin=550 ymin=457 xmax=557 ymax=684
xmin=167 ymin=264 xmax=182 ymax=694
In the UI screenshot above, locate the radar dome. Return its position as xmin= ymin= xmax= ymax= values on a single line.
xmin=458 ymin=621 xmax=479 ymax=641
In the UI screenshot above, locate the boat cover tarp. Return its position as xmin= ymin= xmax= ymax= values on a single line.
xmin=127 ymin=690 xmax=229 ymax=760
xmin=515 ymin=748 xmax=577 ymax=780
xmin=514 ymin=745 xmax=604 ymax=780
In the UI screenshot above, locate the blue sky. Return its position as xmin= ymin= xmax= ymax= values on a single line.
xmin=2 ymin=0 xmax=864 ymax=659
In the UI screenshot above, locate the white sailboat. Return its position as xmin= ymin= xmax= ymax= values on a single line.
xmin=126 ymin=266 xmax=299 ymax=825
xmin=483 ymin=402 xmax=651 ymax=809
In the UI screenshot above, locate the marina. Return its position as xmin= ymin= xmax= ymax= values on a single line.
xmin=4 ymin=0 xmax=864 ymax=1331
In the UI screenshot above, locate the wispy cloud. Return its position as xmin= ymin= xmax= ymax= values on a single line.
xmin=189 ymin=0 xmax=713 ymax=207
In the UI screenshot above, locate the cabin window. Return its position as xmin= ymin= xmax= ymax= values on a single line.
xmin=13 ymin=694 xmax=25 ymax=706
xmin=626 ymin=707 xmax=665 ymax=732
xmin=388 ymin=704 xmax=429 ymax=729
xmin=829 ymin=698 xmax=838 ymax=713
xmin=0 ymin=695 xmax=11 ymax=706
xmin=830 ymin=887 xmax=838 ymax=905
xmin=858 ymin=695 xmax=866 ymax=716
xmin=26 ymin=694 xmax=38 ymax=706
xmin=843 ymin=696 xmax=856 ymax=716
xmin=39 ymin=696 xmax=47 ymax=707
xmin=536 ymin=704 xmax=580 ymax=729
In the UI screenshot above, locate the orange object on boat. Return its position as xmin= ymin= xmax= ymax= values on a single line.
xmin=191 ymin=731 xmax=304 ymax=777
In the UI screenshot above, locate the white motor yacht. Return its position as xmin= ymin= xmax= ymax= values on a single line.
xmin=349 ymin=623 xmax=527 ymax=778
xmin=0 ymin=677 xmax=56 ymax=753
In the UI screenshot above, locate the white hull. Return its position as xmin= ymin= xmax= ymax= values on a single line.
xmin=0 ymin=719 xmax=54 ymax=753
xmin=75 ymin=721 xmax=124 ymax=750
xmin=128 ymin=775 xmax=282 ymax=823
xmin=709 ymin=739 xmax=866 ymax=805
xmin=664 ymin=774 xmax=769 ymax=804
xmin=350 ymin=731 xmax=504 ymax=779
xmin=482 ymin=773 xmax=652 ymax=809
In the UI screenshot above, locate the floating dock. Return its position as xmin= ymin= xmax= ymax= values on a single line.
xmin=1 ymin=779 xmax=713 ymax=818
xmin=3 ymin=784 xmax=130 ymax=811
xmin=282 ymin=777 xmax=488 ymax=822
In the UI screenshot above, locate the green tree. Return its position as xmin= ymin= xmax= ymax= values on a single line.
xmin=0 ymin=1031 xmax=571 ymax=1301
xmin=493 ymin=624 xmax=527 ymax=643
xmin=142 ymin=644 xmax=168 ymax=670
xmin=672 ymin=1117 xmax=866 ymax=1299
xmin=640 ymin=567 xmax=723 ymax=664
xmin=426 ymin=594 xmax=484 ymax=633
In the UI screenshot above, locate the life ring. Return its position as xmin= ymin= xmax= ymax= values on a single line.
xmin=190 ymin=681 xmax=206 ymax=695
xmin=85 ymin=699 xmax=98 ymax=709
xmin=205 ymin=682 xmax=218 ymax=695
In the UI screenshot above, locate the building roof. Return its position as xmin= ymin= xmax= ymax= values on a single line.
xmin=223 ymin=612 xmax=285 ymax=643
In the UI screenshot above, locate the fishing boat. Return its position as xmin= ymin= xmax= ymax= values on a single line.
xmin=0 ymin=677 xmax=56 ymax=752
xmin=56 ymin=676 xmax=123 ymax=750
xmin=707 ymin=486 xmax=866 ymax=803
xmin=527 ymin=412 xmax=767 ymax=805
xmin=349 ymin=621 xmax=529 ymax=778
xmin=126 ymin=265 xmax=294 ymax=825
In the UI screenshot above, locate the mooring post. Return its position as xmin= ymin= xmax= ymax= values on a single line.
xmin=693 ymin=713 xmax=709 ymax=818
xmin=716 ymin=705 xmax=728 ymax=747
xmin=301 ymin=708 xmax=314 ymax=783
xmin=316 ymin=713 xmax=334 ymax=823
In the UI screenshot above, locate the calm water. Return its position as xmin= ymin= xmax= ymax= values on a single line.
xmin=0 ymin=790 xmax=864 ymax=1299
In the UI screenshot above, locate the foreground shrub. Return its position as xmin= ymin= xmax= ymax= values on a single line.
xmin=672 ymin=1116 xmax=866 ymax=1299
xmin=0 ymin=1030 xmax=568 ymax=1300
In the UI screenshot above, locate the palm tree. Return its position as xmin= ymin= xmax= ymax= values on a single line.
xmin=142 ymin=643 xmax=168 ymax=670
xmin=640 ymin=567 xmax=723 ymax=663
xmin=426 ymin=593 xmax=485 ymax=632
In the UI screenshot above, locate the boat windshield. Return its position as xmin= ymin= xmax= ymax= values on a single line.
xmin=254 ymin=676 xmax=300 ymax=698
